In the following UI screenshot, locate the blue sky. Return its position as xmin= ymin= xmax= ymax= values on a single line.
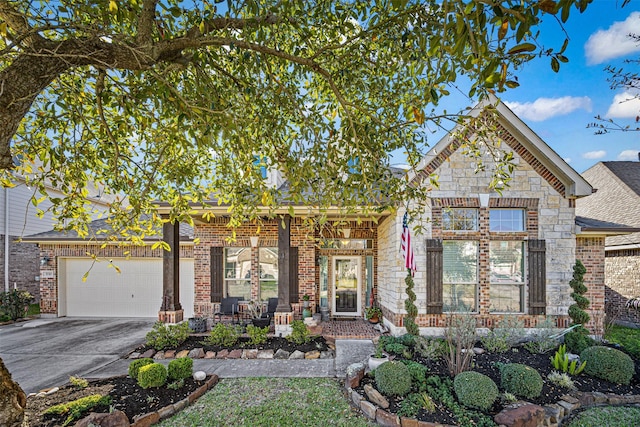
xmin=393 ymin=1 xmax=639 ymax=174
xmin=492 ymin=1 xmax=639 ymax=173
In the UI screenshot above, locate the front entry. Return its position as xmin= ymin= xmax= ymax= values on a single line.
xmin=332 ymin=256 xmax=361 ymax=316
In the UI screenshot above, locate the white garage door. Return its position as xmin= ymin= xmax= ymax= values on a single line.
xmin=59 ymin=258 xmax=194 ymax=318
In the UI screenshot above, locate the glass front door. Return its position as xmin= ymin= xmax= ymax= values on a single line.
xmin=332 ymin=256 xmax=361 ymax=316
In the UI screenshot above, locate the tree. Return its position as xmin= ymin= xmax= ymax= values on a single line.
xmin=0 ymin=0 xmax=590 ymax=237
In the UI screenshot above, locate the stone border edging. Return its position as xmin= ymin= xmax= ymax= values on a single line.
xmin=344 ymin=362 xmax=640 ymax=427
xmin=128 ymin=346 xmax=335 ymax=361
xmin=129 ymin=374 xmax=219 ymax=427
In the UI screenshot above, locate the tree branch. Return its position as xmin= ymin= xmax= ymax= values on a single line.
xmin=0 ymin=0 xmax=41 ymax=45
xmin=136 ymin=0 xmax=158 ymax=45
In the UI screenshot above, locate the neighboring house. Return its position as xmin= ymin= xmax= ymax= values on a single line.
xmin=0 ymin=174 xmax=111 ymax=300
xmin=27 ymin=99 xmax=633 ymax=334
xmin=576 ymin=160 xmax=640 ymax=326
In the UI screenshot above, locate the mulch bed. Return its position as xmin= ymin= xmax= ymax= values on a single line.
xmin=355 ymin=343 xmax=640 ymax=425
xmin=133 ymin=335 xmax=330 ymax=354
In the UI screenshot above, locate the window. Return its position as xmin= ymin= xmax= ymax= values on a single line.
xmin=224 ymin=248 xmax=251 ymax=300
xmin=443 ymin=241 xmax=478 ymax=312
xmin=442 ymin=208 xmax=478 ymax=231
xmin=259 ymin=248 xmax=278 ymax=300
xmin=490 ymin=209 xmax=524 ymax=231
xmin=490 ymin=241 xmax=524 ymax=312
xmin=319 ymin=239 xmax=373 ymax=249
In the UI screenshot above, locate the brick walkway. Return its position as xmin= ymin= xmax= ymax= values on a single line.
xmin=321 ymin=319 xmax=382 ymax=340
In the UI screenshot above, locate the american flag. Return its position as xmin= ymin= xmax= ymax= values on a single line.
xmin=401 ymin=212 xmax=416 ymax=276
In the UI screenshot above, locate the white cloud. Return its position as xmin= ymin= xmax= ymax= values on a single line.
xmin=582 ymin=150 xmax=607 ymax=160
xmin=585 ymin=12 xmax=640 ymax=65
xmin=563 ymin=157 xmax=572 ymax=164
xmin=505 ymin=96 xmax=592 ymax=122
xmin=618 ymin=150 xmax=638 ymax=160
xmin=606 ymin=91 xmax=640 ymax=118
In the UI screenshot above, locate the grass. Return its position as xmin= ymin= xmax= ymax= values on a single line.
xmin=157 ymin=378 xmax=375 ymax=427
xmin=566 ymin=406 xmax=640 ymax=427
xmin=605 ymin=324 xmax=640 ymax=359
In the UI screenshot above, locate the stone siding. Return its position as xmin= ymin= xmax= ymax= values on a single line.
xmin=377 ymin=142 xmax=579 ymax=333
xmin=0 ymin=235 xmax=40 ymax=300
xmin=605 ymin=248 xmax=640 ymax=326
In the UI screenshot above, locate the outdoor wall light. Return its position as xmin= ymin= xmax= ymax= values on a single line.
xmin=40 ymin=255 xmax=51 ymax=267
xmin=342 ymin=228 xmax=351 ymax=239
xmin=250 ymin=236 xmax=259 ymax=247
xmin=479 ymin=193 xmax=490 ymax=208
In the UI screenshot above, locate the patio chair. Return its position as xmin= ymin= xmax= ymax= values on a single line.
xmin=214 ymin=297 xmax=240 ymax=324
xmin=262 ymin=297 xmax=278 ymax=323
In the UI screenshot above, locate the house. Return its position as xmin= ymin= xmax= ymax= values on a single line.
xmin=576 ymin=159 xmax=640 ymax=326
xmin=26 ymin=99 xmax=633 ymax=334
xmin=0 ymin=171 xmax=111 ymax=300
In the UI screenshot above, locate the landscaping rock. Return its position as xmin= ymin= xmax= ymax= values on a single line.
xmin=242 ymin=349 xmax=258 ymax=359
xmin=164 ymin=350 xmax=176 ymax=359
xmin=132 ymin=411 xmax=160 ymax=427
xmin=140 ymin=349 xmax=156 ymax=359
xmin=76 ymin=410 xmax=130 ymax=427
xmin=227 ymin=349 xmax=242 ymax=359
xmin=305 ymin=350 xmax=320 ymax=359
xmin=360 ymin=400 xmax=377 ymax=420
xmin=289 ymin=350 xmax=305 ymax=359
xmin=176 ymin=350 xmax=190 ymax=359
xmin=256 ymin=350 xmax=274 ymax=359
xmin=204 ymin=351 xmax=216 ymax=359
xmin=216 ymin=349 xmax=229 ymax=359
xmin=494 ymin=403 xmax=545 ymax=427
xmin=193 ymin=371 xmax=206 ymax=381
xmin=345 ymin=363 xmax=365 ymax=389
xmin=544 ymin=404 xmax=562 ymax=425
xmin=274 ymin=349 xmax=290 ymax=359
xmin=153 ymin=351 xmax=165 ymax=360
xmin=320 ymin=350 xmax=334 ymax=359
xmin=128 ymin=352 xmax=141 ymax=359
xmin=376 ymin=408 xmax=400 ymax=427
xmin=473 ymin=347 xmax=485 ymax=354
xmin=188 ymin=348 xmax=205 ymax=359
xmin=364 ymin=384 xmax=389 ymax=409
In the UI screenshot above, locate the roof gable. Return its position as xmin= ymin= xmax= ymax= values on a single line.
xmin=411 ymin=96 xmax=592 ymax=199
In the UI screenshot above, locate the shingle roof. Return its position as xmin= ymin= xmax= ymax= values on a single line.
xmin=21 ymin=217 xmax=194 ymax=242
xmin=576 ymin=161 xmax=640 ymax=247
xmin=575 ymin=216 xmax=640 ymax=233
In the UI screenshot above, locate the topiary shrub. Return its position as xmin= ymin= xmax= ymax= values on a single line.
xmin=145 ymin=321 xmax=192 ymax=350
xmin=564 ymin=329 xmax=595 ymax=354
xmin=167 ymin=357 xmax=193 ymax=381
xmin=375 ymin=361 xmax=412 ymax=397
xmin=454 ymin=371 xmax=498 ymax=411
xmin=128 ymin=358 xmax=154 ymax=380
xmin=500 ymin=363 xmax=543 ymax=399
xmin=580 ymin=346 xmax=635 ymax=385
xmin=137 ymin=362 xmax=168 ymax=389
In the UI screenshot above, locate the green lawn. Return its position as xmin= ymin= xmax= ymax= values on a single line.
xmin=158 ymin=378 xmax=375 ymax=427
xmin=566 ymin=406 xmax=640 ymax=427
xmin=605 ymin=324 xmax=640 ymax=359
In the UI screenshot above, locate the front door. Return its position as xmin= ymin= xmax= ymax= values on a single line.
xmin=332 ymin=256 xmax=361 ymax=316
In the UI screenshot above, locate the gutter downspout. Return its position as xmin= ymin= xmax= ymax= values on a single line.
xmin=4 ymin=186 xmax=9 ymax=293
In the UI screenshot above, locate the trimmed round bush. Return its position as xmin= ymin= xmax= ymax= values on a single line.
xmin=128 ymin=358 xmax=154 ymax=380
xmin=500 ymin=363 xmax=543 ymax=399
xmin=168 ymin=357 xmax=193 ymax=381
xmin=137 ymin=362 xmax=168 ymax=389
xmin=375 ymin=361 xmax=412 ymax=397
xmin=580 ymin=346 xmax=635 ymax=385
xmin=454 ymin=371 xmax=498 ymax=411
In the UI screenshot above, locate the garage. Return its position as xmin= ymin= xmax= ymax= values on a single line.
xmin=58 ymin=258 xmax=194 ymax=318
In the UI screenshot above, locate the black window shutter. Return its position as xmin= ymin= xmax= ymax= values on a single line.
xmin=289 ymin=247 xmax=299 ymax=303
xmin=210 ymin=247 xmax=223 ymax=302
xmin=528 ymin=239 xmax=546 ymax=315
xmin=426 ymin=239 xmax=443 ymax=314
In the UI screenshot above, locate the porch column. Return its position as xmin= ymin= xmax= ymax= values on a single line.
xmin=275 ymin=215 xmax=293 ymax=334
xmin=159 ymin=221 xmax=183 ymax=323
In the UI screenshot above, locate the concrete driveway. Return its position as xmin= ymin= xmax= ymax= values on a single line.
xmin=0 ymin=317 xmax=155 ymax=394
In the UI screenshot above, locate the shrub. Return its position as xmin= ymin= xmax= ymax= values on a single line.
xmin=547 ymin=371 xmax=576 ymax=389
xmin=444 ymin=314 xmax=476 ymax=376
xmin=550 ymin=344 xmax=586 ymax=375
xmin=375 ymin=361 xmax=412 ymax=397
xmin=167 ymin=379 xmax=185 ymax=390
xmin=580 ymin=346 xmax=635 ymax=385
xmin=137 ymin=362 xmax=168 ymax=389
xmin=204 ymin=323 xmax=241 ymax=347
xmin=45 ymin=394 xmax=112 ymax=426
xmin=523 ymin=317 xmax=559 ymax=354
xmin=402 ymin=360 xmax=429 ymax=392
xmin=413 ymin=336 xmax=443 ymax=360
xmin=246 ymin=324 xmax=269 ymax=345
xmin=454 ymin=371 xmax=498 ymax=411
xmin=385 ymin=342 xmax=409 ymax=356
xmin=145 ymin=321 xmax=192 ymax=350
xmin=0 ymin=289 xmax=33 ymax=321
xmin=69 ymin=376 xmax=88 ymax=389
xmin=168 ymin=357 xmax=193 ymax=381
xmin=500 ymin=363 xmax=543 ymax=399
xmin=288 ymin=320 xmax=310 ymax=345
xmin=564 ymin=329 xmax=595 ymax=354
xmin=481 ymin=316 xmax=525 ymax=353
xmin=128 ymin=358 xmax=154 ymax=380
xmin=397 ymin=392 xmax=423 ymax=417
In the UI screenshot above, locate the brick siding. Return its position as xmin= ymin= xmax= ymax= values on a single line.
xmin=575 ymin=237 xmax=606 ymax=332
xmin=0 ymin=235 xmax=41 ymax=301
xmin=604 ymin=248 xmax=640 ymax=325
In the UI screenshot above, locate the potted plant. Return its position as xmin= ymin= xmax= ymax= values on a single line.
xmin=365 ymin=306 xmax=382 ymax=324
xmin=302 ymin=294 xmax=312 ymax=318
xmin=368 ymin=342 xmax=389 ymax=370
xmin=248 ymin=300 xmax=270 ymax=328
